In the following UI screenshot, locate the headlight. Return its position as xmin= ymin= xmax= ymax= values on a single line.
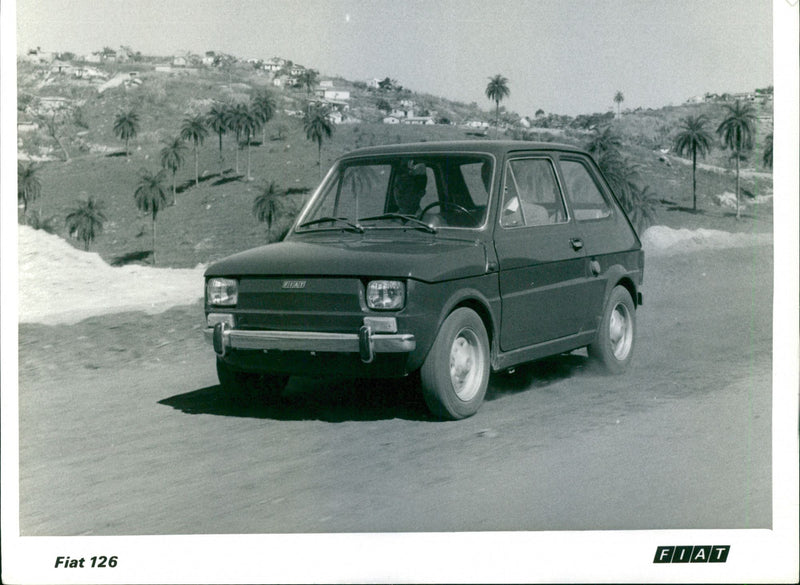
xmin=207 ymin=277 xmax=238 ymax=306
xmin=366 ymin=280 xmax=405 ymax=310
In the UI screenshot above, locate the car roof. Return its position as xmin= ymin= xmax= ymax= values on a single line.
xmin=340 ymin=140 xmax=589 ymax=159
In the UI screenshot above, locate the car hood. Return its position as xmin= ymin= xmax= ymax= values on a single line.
xmin=205 ymin=235 xmax=489 ymax=283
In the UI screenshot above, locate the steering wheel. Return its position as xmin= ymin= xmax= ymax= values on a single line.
xmin=419 ymin=201 xmax=473 ymax=219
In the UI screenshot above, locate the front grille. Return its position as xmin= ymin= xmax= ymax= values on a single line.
xmin=235 ymin=277 xmax=364 ymax=332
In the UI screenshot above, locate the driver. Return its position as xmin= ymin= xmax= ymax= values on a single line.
xmin=392 ymin=163 xmax=427 ymax=216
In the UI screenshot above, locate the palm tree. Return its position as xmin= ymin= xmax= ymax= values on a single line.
xmin=113 ymin=109 xmax=140 ymax=156
xmin=231 ymin=104 xmax=260 ymax=180
xmin=207 ymin=103 xmax=228 ymax=166
xmin=614 ymin=91 xmax=625 ymax=118
xmin=762 ymin=132 xmax=773 ymax=169
xmin=159 ymin=137 xmax=188 ymax=204
xmin=594 ymin=147 xmax=639 ymax=211
xmin=225 ymin=102 xmax=250 ymax=174
xmin=485 ymin=74 xmax=510 ymax=138
xmin=594 ymin=147 xmax=657 ymax=233
xmin=304 ymin=103 xmax=335 ymax=178
xmin=253 ymin=181 xmax=284 ymax=241
xmin=673 ymin=115 xmax=714 ymax=211
xmin=180 ymin=115 xmax=208 ymax=186
xmin=717 ymin=100 xmax=757 ymax=220
xmin=134 ymin=169 xmax=168 ymax=265
xmin=17 ymin=161 xmax=41 ymax=214
xmin=251 ymin=91 xmax=277 ymax=143
xmin=65 ymin=196 xmax=106 ymax=250
xmin=586 ymin=126 xmax=623 ymax=157
xmin=298 ymin=69 xmax=319 ymax=95
xmin=625 ymin=185 xmax=659 ymax=234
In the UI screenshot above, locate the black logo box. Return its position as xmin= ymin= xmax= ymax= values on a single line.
xmin=654 ymin=545 xmax=730 ymax=563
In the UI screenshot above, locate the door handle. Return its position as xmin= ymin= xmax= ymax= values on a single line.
xmin=570 ymin=238 xmax=583 ymax=251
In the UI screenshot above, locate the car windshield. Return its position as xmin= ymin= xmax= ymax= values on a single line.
xmin=295 ymin=153 xmax=493 ymax=232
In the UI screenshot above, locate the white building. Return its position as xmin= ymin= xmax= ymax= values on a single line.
xmin=322 ymin=89 xmax=350 ymax=101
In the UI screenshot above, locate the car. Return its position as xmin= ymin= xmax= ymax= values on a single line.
xmin=204 ymin=140 xmax=644 ymax=419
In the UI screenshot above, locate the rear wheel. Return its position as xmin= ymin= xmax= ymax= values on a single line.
xmin=216 ymin=358 xmax=289 ymax=404
xmin=588 ymin=285 xmax=636 ymax=374
xmin=420 ymin=308 xmax=490 ymax=420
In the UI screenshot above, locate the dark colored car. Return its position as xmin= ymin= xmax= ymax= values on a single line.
xmin=204 ymin=141 xmax=644 ymax=419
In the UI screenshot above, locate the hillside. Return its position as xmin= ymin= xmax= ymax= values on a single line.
xmin=16 ymin=56 xmax=773 ymax=269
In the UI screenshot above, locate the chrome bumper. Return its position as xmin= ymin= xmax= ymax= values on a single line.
xmin=205 ymin=324 xmax=416 ymax=364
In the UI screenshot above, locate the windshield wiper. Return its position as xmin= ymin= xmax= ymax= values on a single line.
xmin=297 ymin=216 xmax=364 ymax=233
xmin=358 ymin=213 xmax=437 ymax=233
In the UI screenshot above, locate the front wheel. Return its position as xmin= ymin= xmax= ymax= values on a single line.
xmin=216 ymin=358 xmax=289 ymax=404
xmin=420 ymin=308 xmax=490 ymax=420
xmin=588 ymin=285 xmax=636 ymax=374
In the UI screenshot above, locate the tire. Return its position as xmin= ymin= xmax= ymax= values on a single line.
xmin=420 ymin=308 xmax=490 ymax=420
xmin=216 ymin=358 xmax=289 ymax=404
xmin=588 ymin=285 xmax=636 ymax=374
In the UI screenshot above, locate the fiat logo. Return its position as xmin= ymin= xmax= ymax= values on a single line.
xmin=282 ymin=280 xmax=307 ymax=289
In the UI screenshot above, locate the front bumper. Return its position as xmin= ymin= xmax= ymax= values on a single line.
xmin=205 ymin=324 xmax=416 ymax=364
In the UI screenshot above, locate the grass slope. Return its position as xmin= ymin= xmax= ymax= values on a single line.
xmin=17 ymin=60 xmax=773 ymax=269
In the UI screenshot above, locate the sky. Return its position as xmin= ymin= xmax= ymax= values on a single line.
xmin=16 ymin=0 xmax=774 ymax=118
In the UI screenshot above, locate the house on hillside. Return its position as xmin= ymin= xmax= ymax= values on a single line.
xmin=73 ymin=66 xmax=106 ymax=80
xmin=319 ymin=80 xmax=334 ymax=88
xmin=383 ymin=116 xmax=401 ymax=124
xmin=322 ymin=89 xmax=350 ymax=101
xmin=367 ymin=78 xmax=381 ymax=89
xmin=402 ymin=116 xmax=435 ymax=125
xmin=18 ymin=119 xmax=39 ymax=133
xmin=731 ymin=92 xmax=755 ymax=102
xmin=289 ymin=64 xmax=305 ymax=76
xmin=320 ymin=99 xmax=350 ymax=113
xmin=274 ymin=75 xmax=299 ymax=88
xmin=172 ymin=55 xmax=188 ymax=67
xmin=264 ymin=58 xmax=286 ymax=72
xmin=464 ymin=120 xmax=490 ymax=130
xmin=37 ymin=96 xmax=71 ymax=112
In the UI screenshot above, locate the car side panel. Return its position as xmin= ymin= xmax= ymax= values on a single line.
xmin=402 ymin=273 xmax=501 ymax=372
xmin=554 ymin=153 xmax=643 ymax=332
xmin=494 ymin=223 xmax=588 ymax=350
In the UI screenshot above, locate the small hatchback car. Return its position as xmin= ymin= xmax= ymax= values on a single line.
xmin=205 ymin=141 xmax=643 ymax=419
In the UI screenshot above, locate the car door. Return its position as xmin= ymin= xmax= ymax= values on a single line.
xmin=493 ymin=155 xmax=588 ymax=351
xmin=556 ymin=154 xmax=641 ymax=331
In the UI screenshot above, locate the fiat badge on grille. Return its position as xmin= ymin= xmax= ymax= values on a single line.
xmin=282 ymin=280 xmax=307 ymax=289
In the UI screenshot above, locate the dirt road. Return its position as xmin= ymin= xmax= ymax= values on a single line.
xmin=18 ymin=244 xmax=772 ymax=535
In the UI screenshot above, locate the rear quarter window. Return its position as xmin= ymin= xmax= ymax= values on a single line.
xmin=560 ymin=159 xmax=612 ymax=221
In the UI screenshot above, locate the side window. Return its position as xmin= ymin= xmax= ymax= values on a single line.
xmin=500 ymin=158 xmax=566 ymax=228
xmin=560 ymin=159 xmax=612 ymax=221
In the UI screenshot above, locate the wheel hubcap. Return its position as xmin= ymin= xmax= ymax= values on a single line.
xmin=449 ymin=328 xmax=483 ymax=401
xmin=609 ymin=303 xmax=633 ymax=360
